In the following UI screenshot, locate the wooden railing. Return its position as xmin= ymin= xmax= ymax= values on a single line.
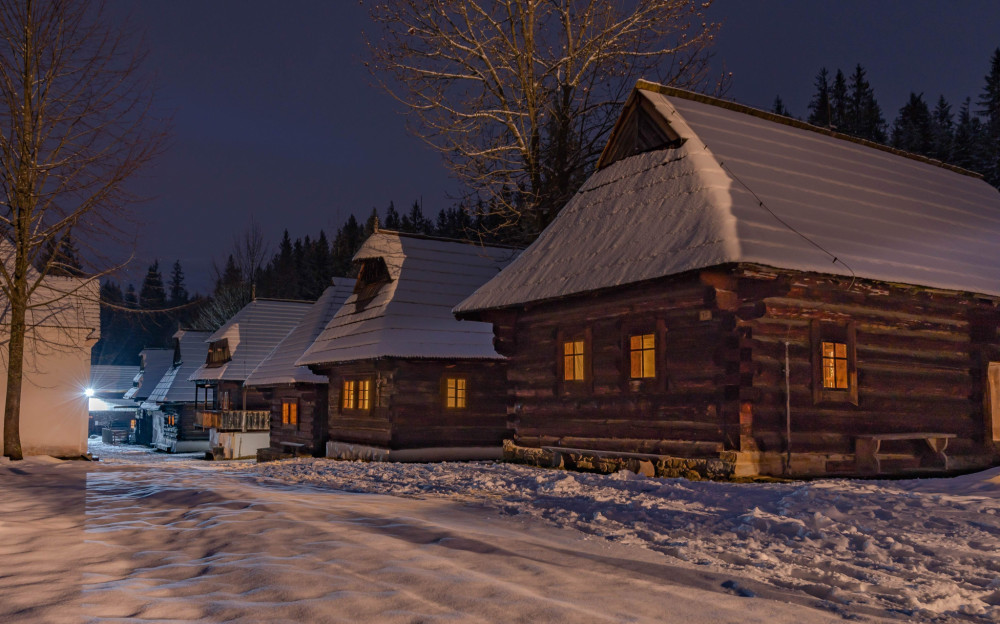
xmin=163 ymin=424 xmax=179 ymax=441
xmin=196 ymin=410 xmax=270 ymax=432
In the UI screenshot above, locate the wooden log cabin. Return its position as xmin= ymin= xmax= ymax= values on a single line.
xmin=124 ymin=348 xmax=173 ymax=445
xmin=189 ymin=298 xmax=312 ymax=459
xmin=141 ymin=329 xmax=212 ymax=453
xmin=296 ymin=230 xmax=518 ymax=461
xmin=454 ymin=80 xmax=1000 ymax=478
xmin=245 ymin=281 xmax=354 ymax=460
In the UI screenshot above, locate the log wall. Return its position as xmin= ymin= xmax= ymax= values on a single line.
xmin=482 ymin=264 xmax=1000 ymax=475
xmin=488 ymin=273 xmax=730 ymax=457
xmin=264 ymin=383 xmax=328 ymax=456
xmin=738 ymin=270 xmax=1000 ymax=470
xmin=319 ymin=358 xmax=509 ymax=451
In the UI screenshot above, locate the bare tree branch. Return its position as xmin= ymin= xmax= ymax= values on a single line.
xmin=0 ymin=0 xmax=165 ymax=459
xmin=367 ymin=0 xmax=721 ymax=240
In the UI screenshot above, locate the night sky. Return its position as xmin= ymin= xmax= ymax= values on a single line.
xmin=106 ymin=0 xmax=1000 ymax=294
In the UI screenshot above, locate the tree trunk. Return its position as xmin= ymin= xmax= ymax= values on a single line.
xmin=3 ymin=294 xmax=27 ymax=460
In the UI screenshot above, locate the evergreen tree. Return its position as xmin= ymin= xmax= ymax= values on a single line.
xmin=92 ymin=280 xmax=128 ymax=365
xmin=401 ymin=200 xmax=432 ymax=234
xmin=953 ymin=97 xmax=986 ymax=173
xmin=977 ymin=47 xmax=1000 ymax=186
xmin=267 ymin=230 xmax=299 ymax=299
xmin=124 ymin=284 xmax=138 ymax=308
xmin=168 ymin=260 xmax=189 ymax=306
xmin=332 ymin=215 xmax=363 ymax=275
xmin=383 ymin=201 xmax=401 ymax=229
xmin=929 ymin=95 xmax=954 ymax=162
xmin=807 ymin=68 xmax=832 ymax=127
xmin=846 ymin=64 xmax=886 ymax=142
xmin=771 ymin=95 xmax=791 ymax=117
xmin=830 ymin=69 xmax=849 ymax=132
xmin=308 ymin=230 xmax=333 ymax=297
xmin=890 ymin=93 xmax=933 ymax=156
xmin=292 ymin=238 xmax=306 ymax=288
xmin=139 ymin=261 xmax=166 ymax=309
xmin=364 ymin=208 xmax=379 ymax=236
xmin=435 ymin=206 xmax=474 ymax=239
xmin=216 ymin=255 xmax=242 ymax=294
xmin=37 ymin=232 xmax=84 ymax=276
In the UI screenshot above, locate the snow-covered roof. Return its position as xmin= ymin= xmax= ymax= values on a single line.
xmin=297 ymin=231 xmax=518 ymax=366
xmin=188 ymin=299 xmax=312 ymax=382
xmin=455 ymin=81 xmax=1000 ymax=314
xmin=89 ymin=365 xmax=140 ymax=396
xmin=143 ymin=329 xmax=211 ymax=407
xmin=245 ymin=281 xmax=354 ymax=387
xmin=124 ymin=348 xmax=173 ymax=401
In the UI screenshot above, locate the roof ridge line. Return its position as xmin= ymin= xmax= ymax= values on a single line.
xmin=374 ymin=228 xmax=523 ymax=250
xmin=635 ymin=80 xmax=983 ymax=180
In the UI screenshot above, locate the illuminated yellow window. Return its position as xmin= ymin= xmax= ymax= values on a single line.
xmin=282 ymin=400 xmax=298 ymax=425
xmin=563 ymin=340 xmax=585 ymax=381
xmin=629 ymin=333 xmax=656 ymax=379
xmin=342 ymin=380 xmax=356 ymax=409
xmin=358 ymin=379 xmax=371 ymax=410
xmin=445 ymin=378 xmax=466 ymax=408
xmin=822 ymin=341 xmax=849 ymax=389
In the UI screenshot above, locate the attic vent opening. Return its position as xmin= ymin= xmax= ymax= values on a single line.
xmin=206 ymin=338 xmax=231 ymax=368
xmin=599 ymin=92 xmax=685 ymax=169
xmin=354 ymin=257 xmax=390 ymax=304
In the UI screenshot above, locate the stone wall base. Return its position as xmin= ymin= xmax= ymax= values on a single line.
xmin=326 ymin=441 xmax=502 ymax=463
xmin=505 ymin=440 xmax=999 ymax=480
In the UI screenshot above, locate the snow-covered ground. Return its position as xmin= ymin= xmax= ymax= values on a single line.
xmin=2 ymin=442 xmax=1000 ymax=622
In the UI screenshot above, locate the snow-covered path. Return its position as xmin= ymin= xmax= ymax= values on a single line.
xmin=81 ymin=462 xmax=838 ymax=623
xmin=4 ymin=444 xmax=1000 ymax=622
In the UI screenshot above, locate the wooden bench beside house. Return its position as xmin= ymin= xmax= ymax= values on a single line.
xmin=854 ymin=433 xmax=957 ymax=475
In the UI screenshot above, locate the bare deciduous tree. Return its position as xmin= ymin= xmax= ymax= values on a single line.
xmin=368 ymin=0 xmax=721 ymax=239
xmin=0 ymin=0 xmax=163 ymax=459
xmin=193 ymin=220 xmax=270 ymax=332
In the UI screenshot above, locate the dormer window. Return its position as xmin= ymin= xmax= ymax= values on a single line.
xmin=354 ymin=257 xmax=390 ymax=304
xmin=205 ymin=338 xmax=231 ymax=368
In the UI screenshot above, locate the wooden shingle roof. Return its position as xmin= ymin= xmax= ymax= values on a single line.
xmin=297 ymin=231 xmax=518 ymax=366
xmin=245 ymin=281 xmax=354 ymax=387
xmin=142 ymin=329 xmax=211 ymax=407
xmin=456 ymin=81 xmax=1000 ymax=314
xmin=123 ymin=348 xmax=173 ymax=401
xmin=189 ymin=299 xmax=312 ymax=383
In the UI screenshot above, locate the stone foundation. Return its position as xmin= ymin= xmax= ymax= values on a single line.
xmin=503 ymin=440 xmax=735 ymax=480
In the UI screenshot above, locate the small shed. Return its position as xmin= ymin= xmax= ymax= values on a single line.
xmin=455 ymin=80 xmax=1000 ymax=478
xmin=297 ymin=230 xmax=518 ymax=461
xmin=188 ymin=298 xmax=312 ymax=459
xmin=142 ymin=329 xmax=211 ymax=453
xmin=246 ymin=281 xmax=354 ymax=460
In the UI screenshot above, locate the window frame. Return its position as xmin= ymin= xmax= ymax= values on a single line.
xmin=622 ymin=319 xmax=668 ymax=393
xmin=441 ymin=375 xmax=469 ymax=410
xmin=340 ymin=377 xmax=373 ymax=413
xmin=557 ymin=327 xmax=593 ymax=394
xmin=811 ymin=320 xmax=858 ymax=405
xmin=281 ymin=399 xmax=299 ymax=427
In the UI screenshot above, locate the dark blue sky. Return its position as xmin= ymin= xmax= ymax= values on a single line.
xmin=108 ymin=0 xmax=1000 ymax=293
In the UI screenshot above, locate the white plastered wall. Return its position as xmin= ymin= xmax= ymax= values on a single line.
xmin=0 ymin=325 xmax=95 ymax=457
